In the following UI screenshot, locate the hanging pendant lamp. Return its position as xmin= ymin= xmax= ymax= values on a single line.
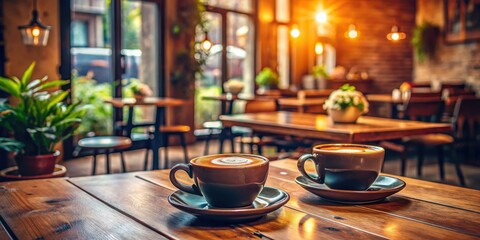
xmin=18 ymin=0 xmax=51 ymax=46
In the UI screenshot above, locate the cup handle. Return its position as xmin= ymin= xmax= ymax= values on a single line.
xmin=297 ymin=154 xmax=325 ymax=184
xmin=169 ymin=163 xmax=202 ymax=195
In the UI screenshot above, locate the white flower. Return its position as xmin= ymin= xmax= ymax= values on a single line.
xmin=324 ymin=86 xmax=369 ymax=113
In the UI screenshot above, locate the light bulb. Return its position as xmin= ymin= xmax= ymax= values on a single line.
xmin=32 ymin=28 xmax=40 ymax=37
xmin=201 ymin=39 xmax=212 ymax=51
xmin=391 ymin=32 xmax=399 ymax=40
xmin=345 ymin=24 xmax=359 ymax=39
xmin=315 ymin=42 xmax=323 ymax=55
xmin=290 ymin=25 xmax=300 ymax=38
xmin=315 ymin=12 xmax=327 ymax=23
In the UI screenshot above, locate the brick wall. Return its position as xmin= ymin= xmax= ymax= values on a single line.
xmin=292 ymin=0 xmax=416 ymax=93
xmin=415 ymin=0 xmax=480 ymax=93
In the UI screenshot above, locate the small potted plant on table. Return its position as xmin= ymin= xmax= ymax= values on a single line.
xmin=255 ymin=67 xmax=279 ymax=93
xmin=323 ymin=84 xmax=369 ymax=123
xmin=0 ymin=62 xmax=87 ymax=176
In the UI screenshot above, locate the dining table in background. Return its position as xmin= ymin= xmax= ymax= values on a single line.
xmin=277 ymin=97 xmax=326 ymax=113
xmin=202 ymin=94 xmax=256 ymax=115
xmin=1 ymin=158 xmax=478 ymax=239
xmin=105 ymin=97 xmax=188 ymax=170
xmin=366 ymin=93 xmax=403 ymax=118
xmin=220 ymin=111 xmax=452 ymax=143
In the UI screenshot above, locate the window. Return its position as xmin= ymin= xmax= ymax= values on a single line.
xmin=71 ymin=20 xmax=89 ymax=47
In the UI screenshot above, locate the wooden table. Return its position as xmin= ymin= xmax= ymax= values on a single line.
xmin=105 ymin=97 xmax=187 ymax=170
xmin=277 ymin=98 xmax=326 ymax=113
xmin=366 ymin=94 xmax=403 ymax=118
xmin=220 ymin=111 xmax=452 ymax=143
xmin=202 ymin=94 xmax=256 ymax=115
xmin=1 ymin=159 xmax=478 ymax=239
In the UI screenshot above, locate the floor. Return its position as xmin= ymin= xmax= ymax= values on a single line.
xmin=64 ymin=140 xmax=480 ymax=190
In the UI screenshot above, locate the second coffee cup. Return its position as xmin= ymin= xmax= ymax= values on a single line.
xmin=297 ymin=144 xmax=385 ymax=191
xmin=169 ymin=154 xmax=269 ymax=208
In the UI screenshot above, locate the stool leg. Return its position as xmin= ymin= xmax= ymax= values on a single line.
xmin=180 ymin=133 xmax=189 ymax=164
xmin=204 ymin=129 xmax=211 ymax=155
xmin=417 ymin=146 xmax=424 ymax=177
xmin=400 ymin=151 xmax=407 ymax=176
xmin=120 ymin=151 xmax=127 ymax=173
xmin=143 ymin=149 xmax=149 ymax=171
xmin=163 ymin=135 xmax=169 ymax=169
xmin=106 ymin=149 xmax=111 ymax=174
xmin=437 ymin=146 xmax=445 ymax=181
xmin=92 ymin=150 xmax=97 ymax=175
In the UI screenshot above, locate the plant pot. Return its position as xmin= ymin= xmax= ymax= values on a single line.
xmin=15 ymin=151 xmax=60 ymax=176
xmin=328 ymin=107 xmax=362 ymax=123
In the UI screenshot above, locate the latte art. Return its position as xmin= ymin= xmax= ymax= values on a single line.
xmin=211 ymin=157 xmax=253 ymax=166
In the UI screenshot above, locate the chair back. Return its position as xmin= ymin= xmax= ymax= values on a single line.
xmin=453 ymin=96 xmax=480 ymax=140
xmin=440 ymin=82 xmax=466 ymax=92
xmin=245 ymin=99 xmax=277 ymax=113
xmin=297 ymin=89 xmax=333 ymax=100
xmin=404 ymin=97 xmax=444 ymax=122
xmin=442 ymin=88 xmax=476 ymax=118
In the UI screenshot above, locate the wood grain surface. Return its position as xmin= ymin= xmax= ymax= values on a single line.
xmin=220 ymin=111 xmax=452 ymax=142
xmin=1 ymin=159 xmax=479 ymax=239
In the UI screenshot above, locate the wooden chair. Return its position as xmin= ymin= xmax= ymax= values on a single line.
xmin=452 ymin=96 xmax=480 ymax=170
xmin=78 ymin=136 xmax=132 ymax=175
xmin=442 ymin=88 xmax=476 ymax=121
xmin=380 ymin=97 xmax=460 ymax=183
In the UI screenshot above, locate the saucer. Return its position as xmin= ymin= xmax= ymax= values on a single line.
xmin=168 ymin=186 xmax=290 ymax=222
xmin=295 ymin=175 xmax=406 ymax=204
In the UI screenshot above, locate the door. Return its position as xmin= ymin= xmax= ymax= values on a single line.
xmin=60 ymin=0 xmax=164 ymax=158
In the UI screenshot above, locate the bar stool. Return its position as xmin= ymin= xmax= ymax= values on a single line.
xmin=78 ymin=136 xmax=132 ymax=175
xmin=143 ymin=125 xmax=190 ymax=170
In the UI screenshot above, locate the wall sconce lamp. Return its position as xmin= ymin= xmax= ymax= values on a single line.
xmin=201 ymin=32 xmax=212 ymax=52
xmin=18 ymin=0 xmax=51 ymax=46
xmin=290 ymin=24 xmax=300 ymax=38
xmin=387 ymin=25 xmax=406 ymax=41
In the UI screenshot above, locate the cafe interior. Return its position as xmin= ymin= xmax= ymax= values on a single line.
xmin=0 ymin=0 xmax=479 ymax=239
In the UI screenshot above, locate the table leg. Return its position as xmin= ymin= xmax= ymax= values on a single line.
xmin=151 ymin=107 xmax=164 ymax=170
xmin=219 ymin=127 xmax=226 ymax=153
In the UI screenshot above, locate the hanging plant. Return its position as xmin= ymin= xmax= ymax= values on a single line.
xmin=170 ymin=0 xmax=208 ymax=97
xmin=411 ymin=22 xmax=440 ymax=63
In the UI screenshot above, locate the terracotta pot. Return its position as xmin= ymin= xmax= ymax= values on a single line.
xmin=328 ymin=107 xmax=362 ymax=123
xmin=15 ymin=151 xmax=59 ymax=176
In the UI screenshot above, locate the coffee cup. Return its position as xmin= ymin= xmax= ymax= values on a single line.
xmin=297 ymin=144 xmax=384 ymax=191
xmin=169 ymin=154 xmax=269 ymax=208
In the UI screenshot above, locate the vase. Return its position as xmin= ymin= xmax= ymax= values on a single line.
xmin=134 ymin=94 xmax=145 ymax=102
xmin=15 ymin=151 xmax=60 ymax=176
xmin=328 ymin=107 xmax=362 ymax=123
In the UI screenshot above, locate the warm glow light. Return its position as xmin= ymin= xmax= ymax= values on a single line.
xmin=345 ymin=24 xmax=359 ymax=39
xmin=315 ymin=11 xmax=328 ymax=23
xmin=201 ymin=39 xmax=212 ymax=51
xmin=387 ymin=25 xmax=406 ymax=41
xmin=290 ymin=25 xmax=300 ymax=38
xmin=315 ymin=42 xmax=323 ymax=55
xmin=32 ymin=28 xmax=40 ymax=37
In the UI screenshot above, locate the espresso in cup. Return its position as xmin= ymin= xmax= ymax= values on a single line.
xmin=170 ymin=154 xmax=269 ymax=208
xmin=297 ymin=144 xmax=384 ymax=191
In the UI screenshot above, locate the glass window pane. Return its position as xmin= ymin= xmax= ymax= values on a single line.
xmin=195 ymin=12 xmax=222 ymax=128
xmin=202 ymin=0 xmax=253 ymax=13
xmin=276 ymin=0 xmax=290 ymax=22
xmin=71 ymin=0 xmax=112 ymax=138
xmin=227 ymin=13 xmax=254 ymax=95
xmin=277 ymin=25 xmax=290 ymax=88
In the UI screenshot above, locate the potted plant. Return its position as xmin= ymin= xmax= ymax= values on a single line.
xmin=411 ymin=22 xmax=440 ymax=63
xmin=323 ymin=84 xmax=369 ymax=123
xmin=255 ymin=67 xmax=279 ymax=91
xmin=130 ymin=80 xmax=153 ymax=101
xmin=0 ymin=62 xmax=87 ymax=176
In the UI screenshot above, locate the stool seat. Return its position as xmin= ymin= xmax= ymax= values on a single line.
xmin=78 ymin=136 xmax=132 ymax=150
xmin=160 ymin=125 xmax=191 ymax=133
xmin=403 ymin=134 xmax=454 ymax=145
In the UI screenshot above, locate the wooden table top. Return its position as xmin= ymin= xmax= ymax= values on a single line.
xmin=220 ymin=111 xmax=452 ymax=142
xmin=277 ymin=98 xmax=326 ymax=107
xmin=1 ymin=159 xmax=478 ymax=239
xmin=366 ymin=94 xmax=403 ymax=104
xmin=105 ymin=97 xmax=188 ymax=107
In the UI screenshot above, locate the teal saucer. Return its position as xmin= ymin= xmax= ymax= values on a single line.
xmin=296 ymin=175 xmax=406 ymax=204
xmin=168 ymin=186 xmax=290 ymax=221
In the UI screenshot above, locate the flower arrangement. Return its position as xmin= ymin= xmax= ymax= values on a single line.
xmin=323 ymin=84 xmax=369 ymax=113
xmin=131 ymin=81 xmax=153 ymax=97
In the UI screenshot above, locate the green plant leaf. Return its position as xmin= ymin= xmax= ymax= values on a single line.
xmin=21 ymin=62 xmax=36 ymax=90
xmin=0 ymin=77 xmax=20 ymax=97
xmin=46 ymin=90 xmax=69 ymax=111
